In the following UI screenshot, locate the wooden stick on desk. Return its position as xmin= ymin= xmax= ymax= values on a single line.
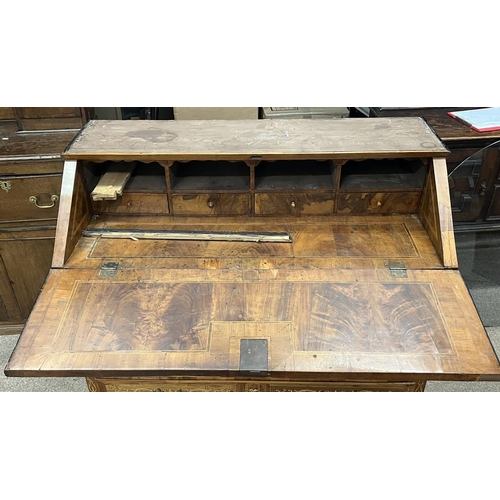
xmin=91 ymin=162 xmax=136 ymax=201
xmin=82 ymin=229 xmax=293 ymax=243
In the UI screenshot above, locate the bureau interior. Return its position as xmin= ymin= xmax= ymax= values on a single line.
xmin=339 ymin=158 xmax=426 ymax=190
xmin=55 ymin=157 xmax=453 ymax=270
xmin=170 ymin=161 xmax=250 ymax=191
xmin=84 ymin=157 xmax=428 ymax=215
xmin=255 ymin=160 xmax=336 ymax=190
xmin=84 ymin=161 xmax=167 ymax=194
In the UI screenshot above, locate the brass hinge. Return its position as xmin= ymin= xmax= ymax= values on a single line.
xmin=99 ymin=262 xmax=119 ymax=278
xmin=387 ymin=261 xmax=408 ymax=278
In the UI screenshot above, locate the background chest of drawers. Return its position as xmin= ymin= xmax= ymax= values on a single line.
xmin=0 ymin=107 xmax=90 ymax=132
xmin=0 ymin=108 xmax=87 ymax=334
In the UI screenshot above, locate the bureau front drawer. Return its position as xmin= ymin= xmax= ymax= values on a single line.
xmin=0 ymin=174 xmax=62 ymax=221
xmin=338 ymin=192 xmax=421 ymax=214
xmin=255 ymin=193 xmax=334 ymax=215
xmin=172 ymin=194 xmax=250 ymax=215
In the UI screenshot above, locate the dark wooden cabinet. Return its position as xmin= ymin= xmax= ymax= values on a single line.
xmin=0 ymin=225 xmax=56 ymax=330
xmin=0 ymin=112 xmax=80 ymax=334
xmin=1 ymin=107 xmax=91 ymax=131
xmin=370 ymin=107 xmax=500 ymax=224
xmin=5 ymin=118 xmax=500 ymax=390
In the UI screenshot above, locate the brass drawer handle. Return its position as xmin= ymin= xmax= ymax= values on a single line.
xmin=207 ymin=200 xmax=215 ymax=208
xmin=29 ymin=194 xmax=59 ymax=209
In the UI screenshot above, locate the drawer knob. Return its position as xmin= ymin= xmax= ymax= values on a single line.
xmin=290 ymin=201 xmax=296 ymax=208
xmin=29 ymin=194 xmax=59 ymax=209
xmin=207 ymin=200 xmax=215 ymax=208
xmin=377 ymin=201 xmax=382 ymax=206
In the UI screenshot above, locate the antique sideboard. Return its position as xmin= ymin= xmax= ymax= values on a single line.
xmin=0 ymin=119 xmax=82 ymax=334
xmin=5 ymin=118 xmax=500 ymax=391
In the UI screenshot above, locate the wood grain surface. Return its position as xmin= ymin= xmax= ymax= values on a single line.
xmin=0 ymin=235 xmax=55 ymax=318
xmin=63 ymin=214 xmax=441 ymax=270
xmin=14 ymin=108 xmax=82 ymax=119
xmin=92 ymin=193 xmax=170 ymax=215
xmin=419 ymin=159 xmax=458 ymax=267
xmin=63 ymin=118 xmax=449 ymax=161
xmin=6 ymin=118 xmax=495 ymax=388
xmin=0 ymin=160 xmax=64 ymax=176
xmin=172 ymin=194 xmax=250 ymax=215
xmin=86 ymin=376 xmax=426 ymax=392
xmin=0 ymin=107 xmax=16 ymax=120
xmin=338 ymin=192 xmax=421 ymax=214
xmin=0 ymin=174 xmax=62 ymax=222
xmin=13 ymin=106 xmax=85 ymax=133
xmin=5 ymin=267 xmax=500 ymax=381
xmin=255 ymin=193 xmax=335 ymax=215
xmin=0 ymin=130 xmax=77 ymax=159
xmin=52 ymin=161 xmax=92 ymax=268
xmin=0 ymin=223 xmax=56 ymax=323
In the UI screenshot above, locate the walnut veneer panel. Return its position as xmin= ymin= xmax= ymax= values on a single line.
xmin=92 ymin=193 xmax=170 ymax=215
xmin=172 ymin=194 xmax=250 ymax=215
xmin=6 ymin=267 xmax=500 ymax=381
xmin=63 ymin=118 xmax=449 ymax=161
xmin=338 ymin=192 xmax=421 ymax=214
xmin=63 ymin=215 xmax=442 ymax=270
xmin=255 ymin=193 xmax=335 ymax=215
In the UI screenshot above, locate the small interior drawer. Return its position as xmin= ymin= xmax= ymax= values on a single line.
xmin=0 ymin=174 xmax=62 ymax=222
xmin=338 ymin=192 xmax=421 ymax=214
xmin=255 ymin=193 xmax=335 ymax=215
xmin=172 ymin=194 xmax=250 ymax=215
xmin=92 ymin=193 xmax=170 ymax=215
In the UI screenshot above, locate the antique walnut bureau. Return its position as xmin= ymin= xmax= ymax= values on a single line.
xmin=5 ymin=118 xmax=500 ymax=391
